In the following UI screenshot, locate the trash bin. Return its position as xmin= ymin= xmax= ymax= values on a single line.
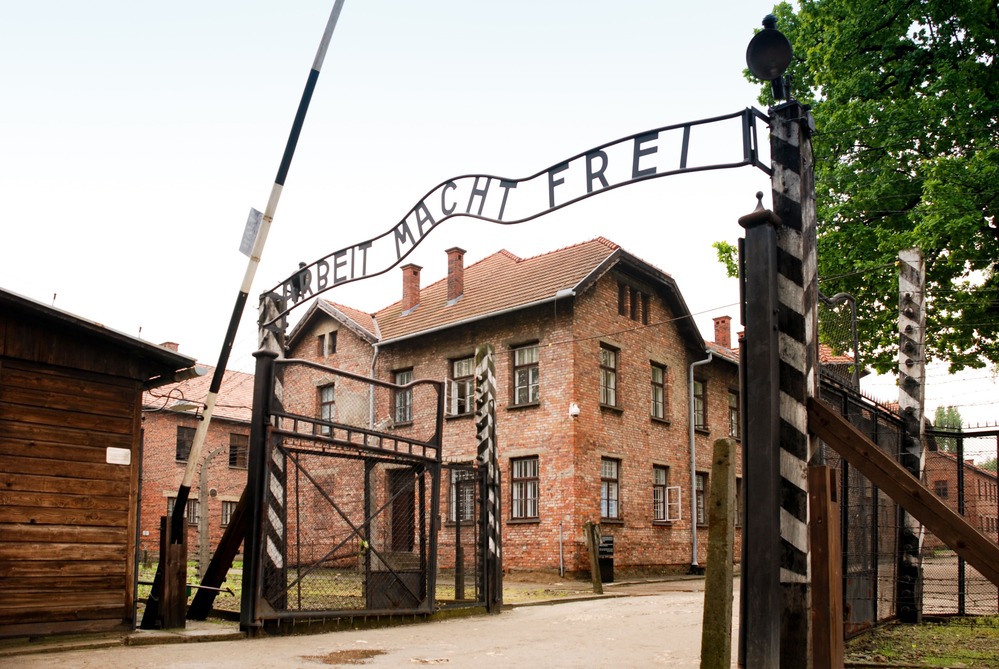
xmin=598 ymin=535 xmax=614 ymax=583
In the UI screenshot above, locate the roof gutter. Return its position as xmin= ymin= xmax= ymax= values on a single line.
xmin=377 ymin=288 xmax=576 ymax=347
xmin=688 ymin=351 xmax=713 ymax=568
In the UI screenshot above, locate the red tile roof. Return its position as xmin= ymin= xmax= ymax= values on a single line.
xmin=288 ymin=236 xmax=704 ymax=352
xmin=142 ymin=366 xmax=254 ymax=422
xmin=819 ymin=343 xmax=855 ymax=365
xmin=375 ymin=237 xmax=623 ymax=342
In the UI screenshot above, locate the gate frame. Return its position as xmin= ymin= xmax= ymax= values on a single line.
xmin=240 ymin=350 xmax=449 ymax=632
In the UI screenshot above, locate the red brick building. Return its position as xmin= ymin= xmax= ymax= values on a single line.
xmin=923 ymin=450 xmax=999 ymax=549
xmin=283 ymin=238 xmax=743 ymax=575
xmin=139 ymin=358 xmax=253 ymax=562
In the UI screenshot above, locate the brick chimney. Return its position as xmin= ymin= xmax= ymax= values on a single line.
xmin=713 ymin=316 xmax=731 ymax=349
xmin=446 ymin=247 xmax=466 ymax=303
xmin=401 ymin=264 xmax=422 ymax=313
xmin=160 ymin=341 xmax=180 ymax=352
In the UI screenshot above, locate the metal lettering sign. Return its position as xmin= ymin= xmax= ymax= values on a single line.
xmin=265 ymin=108 xmax=770 ymax=319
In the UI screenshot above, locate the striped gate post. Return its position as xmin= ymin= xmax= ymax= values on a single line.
xmin=474 ymin=344 xmax=502 ymax=612
xmin=896 ymin=248 xmax=926 ymax=623
xmin=771 ymin=100 xmax=819 ymax=666
xmin=260 ymin=294 xmax=288 ymax=613
xmin=241 ymin=294 xmax=288 ymax=631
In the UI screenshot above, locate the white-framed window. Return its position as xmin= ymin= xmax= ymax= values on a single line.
xmin=600 ymin=345 xmax=618 ymax=407
xmin=450 ymin=468 xmax=476 ymax=522
xmin=167 ymin=497 xmax=199 ymax=526
xmin=653 ymin=465 xmax=681 ymax=522
xmin=651 ymin=363 xmax=667 ymax=420
xmin=695 ymin=472 xmax=708 ymax=526
xmin=447 ymin=356 xmax=475 ymax=416
xmin=511 ymin=456 xmax=540 ymax=520
xmin=601 ymin=458 xmax=621 ymax=520
xmin=512 ymin=344 xmax=540 ymax=405
xmin=221 ymin=500 xmax=237 ymax=527
xmin=319 ymin=383 xmax=335 ymax=435
xmin=394 ymin=369 xmax=413 ymax=423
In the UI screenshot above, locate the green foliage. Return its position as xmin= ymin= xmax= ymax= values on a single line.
xmin=932 ymin=405 xmax=963 ymax=452
xmin=753 ymin=1 xmax=999 ymax=373
xmin=712 ymin=241 xmax=739 ymax=279
xmin=980 ymin=456 xmax=997 ymax=472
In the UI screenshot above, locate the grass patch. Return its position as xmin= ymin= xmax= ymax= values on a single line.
xmin=846 ymin=616 xmax=999 ymax=668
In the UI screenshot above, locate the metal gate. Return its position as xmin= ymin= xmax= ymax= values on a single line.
xmin=241 ymin=355 xmax=486 ymax=630
xmin=435 ymin=461 xmax=485 ymax=609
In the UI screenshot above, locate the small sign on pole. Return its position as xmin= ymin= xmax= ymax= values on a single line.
xmin=239 ymin=208 xmax=263 ymax=257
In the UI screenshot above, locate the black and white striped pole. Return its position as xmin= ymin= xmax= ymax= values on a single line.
xmin=142 ymin=0 xmax=348 ymax=629
xmin=896 ymin=247 xmax=926 ymax=623
xmin=475 ymin=344 xmax=502 ymax=613
xmin=741 ymin=15 xmax=819 ymax=667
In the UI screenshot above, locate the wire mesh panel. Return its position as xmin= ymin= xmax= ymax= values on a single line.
xmin=819 ymin=377 xmax=999 ymax=632
xmin=435 ymin=462 xmax=484 ymax=609
xmin=921 ymin=429 xmax=999 ymax=616
xmin=244 ymin=357 xmax=445 ymax=626
xmin=819 ymin=377 xmax=904 ymax=635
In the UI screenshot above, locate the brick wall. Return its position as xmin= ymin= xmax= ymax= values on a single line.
xmin=138 ymin=411 xmax=249 ymax=560
xmin=283 ymin=268 xmax=743 ymax=576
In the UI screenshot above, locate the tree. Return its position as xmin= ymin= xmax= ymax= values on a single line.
xmin=979 ymin=457 xmax=997 ymax=473
xmin=749 ymin=1 xmax=999 ymax=374
xmin=932 ymin=405 xmax=963 ymax=452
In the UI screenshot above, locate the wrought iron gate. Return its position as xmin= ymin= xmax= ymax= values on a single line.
xmin=241 ymin=355 xmax=485 ymax=630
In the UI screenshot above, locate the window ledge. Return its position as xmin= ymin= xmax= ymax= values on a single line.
xmin=695 ymin=427 xmax=710 ymax=435
xmin=600 ymin=518 xmax=624 ymax=525
xmin=651 ymin=417 xmax=671 ymax=426
xmin=393 ymin=421 xmax=414 ymax=428
xmin=599 ymin=404 xmax=623 ymax=414
xmin=652 ymin=520 xmax=675 ymax=527
xmin=507 ymin=518 xmax=540 ymax=525
xmin=444 ymin=520 xmax=476 ymax=528
xmin=507 ymin=402 xmax=540 ymax=411
xmin=445 ymin=413 xmax=474 ymax=421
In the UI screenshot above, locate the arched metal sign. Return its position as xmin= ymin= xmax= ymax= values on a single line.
xmin=263 ymin=107 xmax=771 ymax=320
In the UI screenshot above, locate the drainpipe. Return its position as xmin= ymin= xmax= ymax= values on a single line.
xmin=368 ymin=343 xmax=380 ymax=429
xmin=688 ymin=351 xmax=713 ymax=568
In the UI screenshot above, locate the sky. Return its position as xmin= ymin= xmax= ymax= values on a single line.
xmin=2 ymin=2 xmax=995 ymax=431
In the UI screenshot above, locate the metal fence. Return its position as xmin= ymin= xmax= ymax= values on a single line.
xmin=818 ymin=375 xmax=999 ymax=635
xmin=818 ymin=377 xmax=904 ymax=635
xmin=238 ymin=356 xmax=492 ymax=630
xmin=920 ymin=428 xmax=999 ymax=616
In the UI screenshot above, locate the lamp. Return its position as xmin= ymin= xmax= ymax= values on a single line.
xmin=569 ymin=402 xmax=580 ymax=418
xmin=746 ymin=14 xmax=793 ymax=100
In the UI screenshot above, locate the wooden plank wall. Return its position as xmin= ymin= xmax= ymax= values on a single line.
xmin=0 ymin=359 xmax=142 ymax=637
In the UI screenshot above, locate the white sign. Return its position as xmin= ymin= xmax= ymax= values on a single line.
xmin=106 ymin=447 xmax=132 ymax=466
xmin=240 ymin=207 xmax=263 ymax=257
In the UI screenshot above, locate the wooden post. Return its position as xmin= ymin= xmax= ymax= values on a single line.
xmin=584 ymin=521 xmax=603 ymax=595
xmin=159 ymin=515 xmax=188 ymax=629
xmin=809 ymin=466 xmax=844 ymax=669
xmin=701 ymin=439 xmax=735 ymax=669
xmin=738 ymin=198 xmax=782 ymax=667
xmin=188 ymin=485 xmax=249 ymax=620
